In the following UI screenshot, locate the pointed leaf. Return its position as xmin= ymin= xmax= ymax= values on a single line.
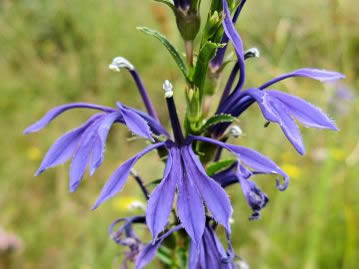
xmin=201 ymin=114 xmax=237 ymax=132
xmin=137 ymin=27 xmax=190 ymax=82
xmin=206 ymin=158 xmax=236 ymax=177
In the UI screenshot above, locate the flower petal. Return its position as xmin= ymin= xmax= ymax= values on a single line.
xmin=269 ymin=99 xmax=305 ymax=155
xmin=222 ymin=0 xmax=246 ymax=91
xmin=24 ymin=103 xmax=115 ymax=134
xmin=259 ymin=68 xmax=345 ymax=90
xmin=190 ymin=136 xmax=289 ymax=190
xmin=146 ymin=147 xmax=177 ymax=241
xmin=177 ymin=156 xmax=205 ymax=246
xmin=70 ymin=117 xmax=104 ymax=192
xmin=35 ymin=114 xmax=102 ymax=176
xmin=117 ymin=103 xmax=153 ymax=141
xmin=135 ymin=225 xmax=182 ymax=269
xmin=267 ymin=90 xmax=338 ymax=130
xmin=184 ymin=146 xmax=233 ymax=233
xmin=92 ymin=142 xmax=166 ymax=209
xmin=89 ymin=112 xmax=123 ymax=175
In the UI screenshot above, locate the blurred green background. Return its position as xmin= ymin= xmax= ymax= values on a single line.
xmin=1 ymin=0 xmax=358 ymax=268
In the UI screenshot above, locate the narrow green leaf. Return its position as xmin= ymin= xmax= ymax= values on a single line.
xmin=192 ymin=41 xmax=223 ymax=100
xmin=137 ymin=27 xmax=190 ymax=82
xmin=207 ymin=159 xmax=236 ymax=176
xmin=201 ymin=113 xmax=237 ymax=131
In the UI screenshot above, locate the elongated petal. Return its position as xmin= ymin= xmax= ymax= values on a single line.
xmin=117 ymin=102 xmax=153 ymax=141
xmin=146 ymin=147 xmax=177 ymax=241
xmin=177 ymin=159 xmax=205 ymax=246
xmin=222 ymin=0 xmax=246 ymax=91
xmin=92 ymin=142 xmax=166 ymax=209
xmin=270 ymin=100 xmax=305 ymax=155
xmin=259 ymin=68 xmax=345 ymax=90
xmin=190 ymin=136 xmax=289 ymax=190
xmin=35 ymin=114 xmax=102 ymax=176
xmin=184 ymin=146 xmax=232 ymax=233
xmin=133 ymin=109 xmax=170 ymax=137
xmin=135 ymin=225 xmax=182 ymax=269
xmin=241 ymin=89 xmax=306 ymax=155
xmin=70 ymin=117 xmax=104 ymax=192
xmin=24 ymin=103 xmax=115 ymax=134
xmin=89 ymin=112 xmax=123 ymax=175
xmin=267 ymin=90 xmax=338 ymax=130
xmin=188 ymin=240 xmax=200 ymax=269
xmin=89 ymin=136 xmax=103 ymax=176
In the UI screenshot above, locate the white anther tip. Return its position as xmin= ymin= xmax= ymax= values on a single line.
xmin=247 ymin=47 xmax=260 ymax=58
xmin=163 ymin=80 xmax=173 ymax=98
xmin=230 ymin=126 xmax=243 ymax=138
xmin=109 ymin=56 xmax=135 ymax=71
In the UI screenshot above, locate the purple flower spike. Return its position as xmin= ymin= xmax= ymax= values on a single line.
xmin=242 ymin=89 xmax=338 ymax=154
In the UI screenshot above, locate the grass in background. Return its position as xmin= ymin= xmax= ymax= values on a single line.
xmin=0 ymin=0 xmax=358 ymax=268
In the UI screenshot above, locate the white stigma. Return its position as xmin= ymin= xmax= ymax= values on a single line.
xmin=163 ymin=80 xmax=173 ymax=98
xmin=230 ymin=125 xmax=243 ymax=138
xmin=246 ymin=47 xmax=260 ymax=58
xmin=108 ymin=56 xmax=135 ymax=72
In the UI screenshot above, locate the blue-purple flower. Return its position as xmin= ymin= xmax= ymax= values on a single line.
xmin=92 ymin=80 xmax=288 ymax=247
xmin=212 ymin=0 xmax=345 ymax=155
xmin=24 ymin=102 xmax=168 ymax=192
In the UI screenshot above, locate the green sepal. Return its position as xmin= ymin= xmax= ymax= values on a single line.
xmin=192 ymin=41 xmax=224 ymax=100
xmin=207 ymin=158 xmax=237 ymax=176
xmin=201 ymin=113 xmax=237 ymax=132
xmin=137 ymin=27 xmax=190 ymax=82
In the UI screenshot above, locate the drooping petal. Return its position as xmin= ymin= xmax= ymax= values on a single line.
xmin=259 ymin=68 xmax=345 ymax=90
xmin=267 ymin=90 xmax=338 ymax=130
xmin=269 ymin=100 xmax=305 ymax=155
xmin=89 ymin=112 xmax=123 ymax=175
xmin=135 ymin=225 xmax=182 ymax=269
xmin=177 ymin=157 xmax=205 ymax=246
xmin=24 ymin=103 xmax=115 ymax=134
xmin=190 ymin=136 xmax=289 ymax=190
xmin=238 ymin=175 xmax=269 ymax=220
xmin=117 ymin=102 xmax=153 ymax=141
xmin=239 ymin=89 xmax=306 ymax=154
xmin=133 ymin=109 xmax=170 ymax=137
xmin=184 ymin=146 xmax=233 ymax=233
xmin=35 ymin=114 xmax=102 ymax=176
xmin=70 ymin=117 xmax=104 ymax=192
xmin=92 ymin=142 xmax=166 ymax=209
xmin=146 ymin=147 xmax=177 ymax=241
